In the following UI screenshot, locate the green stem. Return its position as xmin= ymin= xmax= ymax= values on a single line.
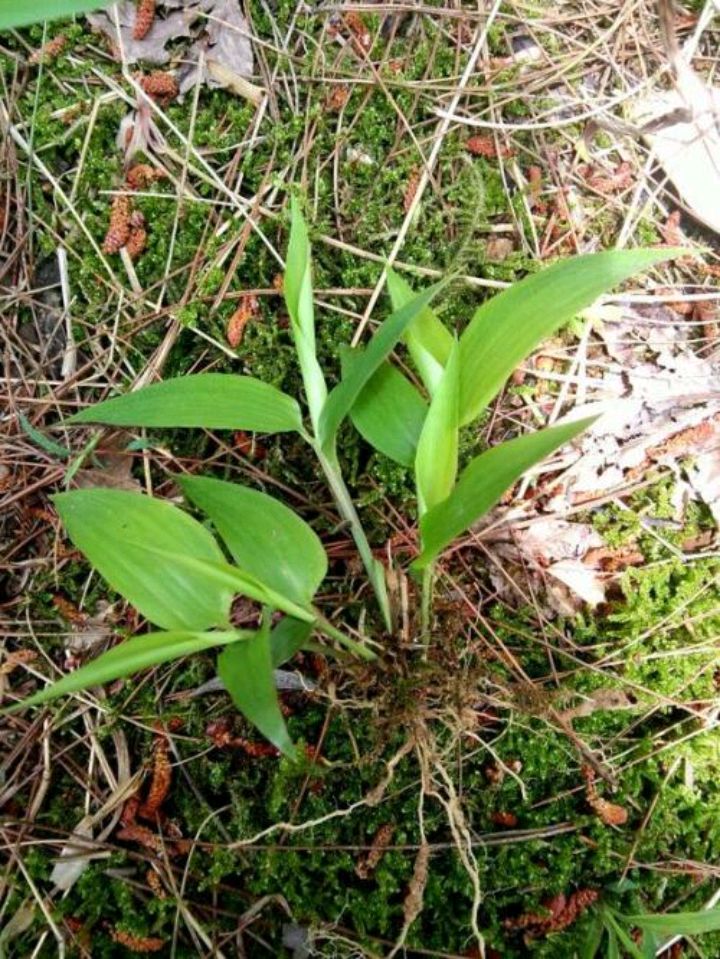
xmin=316 ymin=448 xmax=392 ymax=632
xmin=420 ymin=561 xmax=434 ymax=648
xmin=314 ymin=613 xmax=378 ymax=661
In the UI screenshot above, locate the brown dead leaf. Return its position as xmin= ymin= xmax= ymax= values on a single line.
xmin=74 ymin=431 xmax=140 ymax=492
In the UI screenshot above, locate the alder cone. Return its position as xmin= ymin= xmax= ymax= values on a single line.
xmin=102 ymin=195 xmax=132 ymax=254
xmin=140 ymin=71 xmax=179 ymax=105
xmin=133 ymin=0 xmax=155 ymax=40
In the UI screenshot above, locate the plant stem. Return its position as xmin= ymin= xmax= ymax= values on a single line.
xmin=314 ymin=614 xmax=378 ymax=661
xmin=316 ymin=449 xmax=392 ymax=632
xmin=420 ymin=561 xmax=434 ymax=648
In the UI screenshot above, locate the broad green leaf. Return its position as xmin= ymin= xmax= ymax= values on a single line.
xmin=217 ymin=617 xmax=295 ymax=757
xmin=342 ymin=350 xmax=428 ymax=468
xmin=11 ymin=630 xmax=247 ymax=710
xmin=124 ymin=544 xmax=316 ymax=624
xmin=625 ymin=908 xmax=720 ymax=937
xmin=415 ymin=339 xmax=460 ymax=514
xmin=68 ymin=374 xmax=303 ymax=434
xmin=54 ymin=489 xmax=234 ymax=631
xmin=0 ymin=0 xmax=111 ymax=28
xmin=458 ymin=248 xmax=681 ymax=426
xmin=386 ymin=268 xmax=453 ymax=394
xmin=270 ymin=617 xmax=314 ymax=667
xmin=414 ymin=417 xmax=596 ymax=568
xmin=318 ymin=281 xmax=444 ymax=452
xmin=178 ymin=474 xmax=327 ymax=606
xmin=284 ymin=198 xmax=327 ymax=430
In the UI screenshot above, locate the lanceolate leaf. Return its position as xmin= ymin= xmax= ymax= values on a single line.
xmin=386 ymin=268 xmax=453 ymax=394
xmin=54 ymin=489 xmax=234 ymax=631
xmin=68 ymin=374 xmax=303 ymax=434
xmin=318 ymin=281 xmax=444 ymax=452
xmin=415 ymin=340 xmax=460 ymax=514
xmin=458 ymin=248 xmax=680 ymax=426
xmin=343 ymin=350 xmax=428 ymax=468
xmin=414 ymin=417 xmax=596 ymax=568
xmin=284 ymin=198 xmax=327 ymax=430
xmin=178 ymin=474 xmax=327 ymax=606
xmin=0 ymin=0 xmax=111 ymax=28
xmin=217 ymin=617 xmax=295 ymax=757
xmin=12 ymin=630 xmax=247 ymax=711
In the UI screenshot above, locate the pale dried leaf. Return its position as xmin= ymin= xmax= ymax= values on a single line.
xmin=633 ymin=84 xmax=720 ymax=234
xmin=178 ymin=0 xmax=254 ymax=96
xmin=87 ymin=1 xmax=195 ymax=65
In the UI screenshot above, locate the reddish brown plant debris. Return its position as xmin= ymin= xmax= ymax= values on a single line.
xmin=466 ymin=135 xmax=514 ymax=158
xmin=343 ymin=12 xmax=372 ymax=52
xmin=490 ymin=811 xmax=519 ymax=828
xmin=126 ymin=163 xmax=165 ymax=190
xmin=693 ymin=299 xmax=718 ymax=340
xmin=126 ymin=225 xmax=148 ymax=260
xmin=102 ymin=195 xmax=132 ymax=254
xmin=226 ymin=294 xmax=259 ymax=349
xmin=29 ymin=34 xmax=67 ymax=64
xmin=403 ymin=167 xmax=421 ymax=214
xmin=582 ymin=765 xmax=628 ymax=826
xmin=504 ymin=889 xmax=598 ymax=937
xmin=583 ymin=545 xmax=645 ymax=573
xmin=325 ymin=84 xmax=351 ymax=112
xmin=110 ymin=930 xmax=165 ymax=953
xmin=116 ymin=823 xmax=165 ymax=853
xmin=355 ymin=823 xmax=395 ymax=878
xmin=137 ymin=721 xmax=175 ymax=819
xmin=647 ymin=415 xmax=720 ymax=462
xmin=206 ymin=719 xmax=280 ymax=757
xmin=233 ymin=431 xmax=267 ymax=460
xmin=51 ymin=594 xmax=86 ymax=625
xmin=133 ymin=0 xmax=156 ymax=40
xmin=272 ymin=272 xmax=284 ymax=294
xmin=146 ymin=868 xmax=167 ymax=899
xmin=661 ymin=210 xmax=684 ymax=248
xmin=582 ymin=160 xmax=634 ymax=195
xmin=401 ymin=841 xmax=430 ymax=927
xmin=139 ymin=71 xmax=178 ymax=105
xmin=0 ymin=649 xmax=37 ymax=677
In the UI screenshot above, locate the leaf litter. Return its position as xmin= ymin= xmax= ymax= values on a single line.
xmin=483 ymin=302 xmax=720 ymax=612
xmin=87 ymin=0 xmax=255 ymax=98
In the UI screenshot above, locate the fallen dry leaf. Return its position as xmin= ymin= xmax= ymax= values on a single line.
xmin=178 ymin=0 xmax=255 ymax=98
xmin=87 ymin=1 xmax=195 ymax=65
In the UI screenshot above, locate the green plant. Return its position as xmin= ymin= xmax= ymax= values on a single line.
xmin=0 ymin=0 xmax=110 ymax=30
xmin=10 ymin=197 xmax=678 ymax=754
xmin=585 ymin=901 xmax=720 ymax=957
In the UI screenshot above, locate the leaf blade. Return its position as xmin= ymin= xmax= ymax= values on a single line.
xmin=0 ymin=0 xmax=111 ymax=28
xmin=68 ymin=374 xmax=303 ymax=434
xmin=386 ymin=268 xmax=453 ymax=394
xmin=318 ymin=280 xmax=444 ymax=451
xmin=343 ymin=352 xmax=428 ymax=468
xmin=178 ymin=474 xmax=327 ymax=606
xmin=415 ymin=339 xmax=460 ymax=513
xmin=54 ymin=489 xmax=234 ymax=631
xmin=415 ymin=416 xmax=596 ymax=568
xmin=218 ymin=617 xmax=295 ymax=757
xmin=458 ymin=249 xmax=680 ymax=426
xmin=10 ymin=630 xmax=247 ymax=711
xmin=284 ymin=198 xmax=327 ymax=430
